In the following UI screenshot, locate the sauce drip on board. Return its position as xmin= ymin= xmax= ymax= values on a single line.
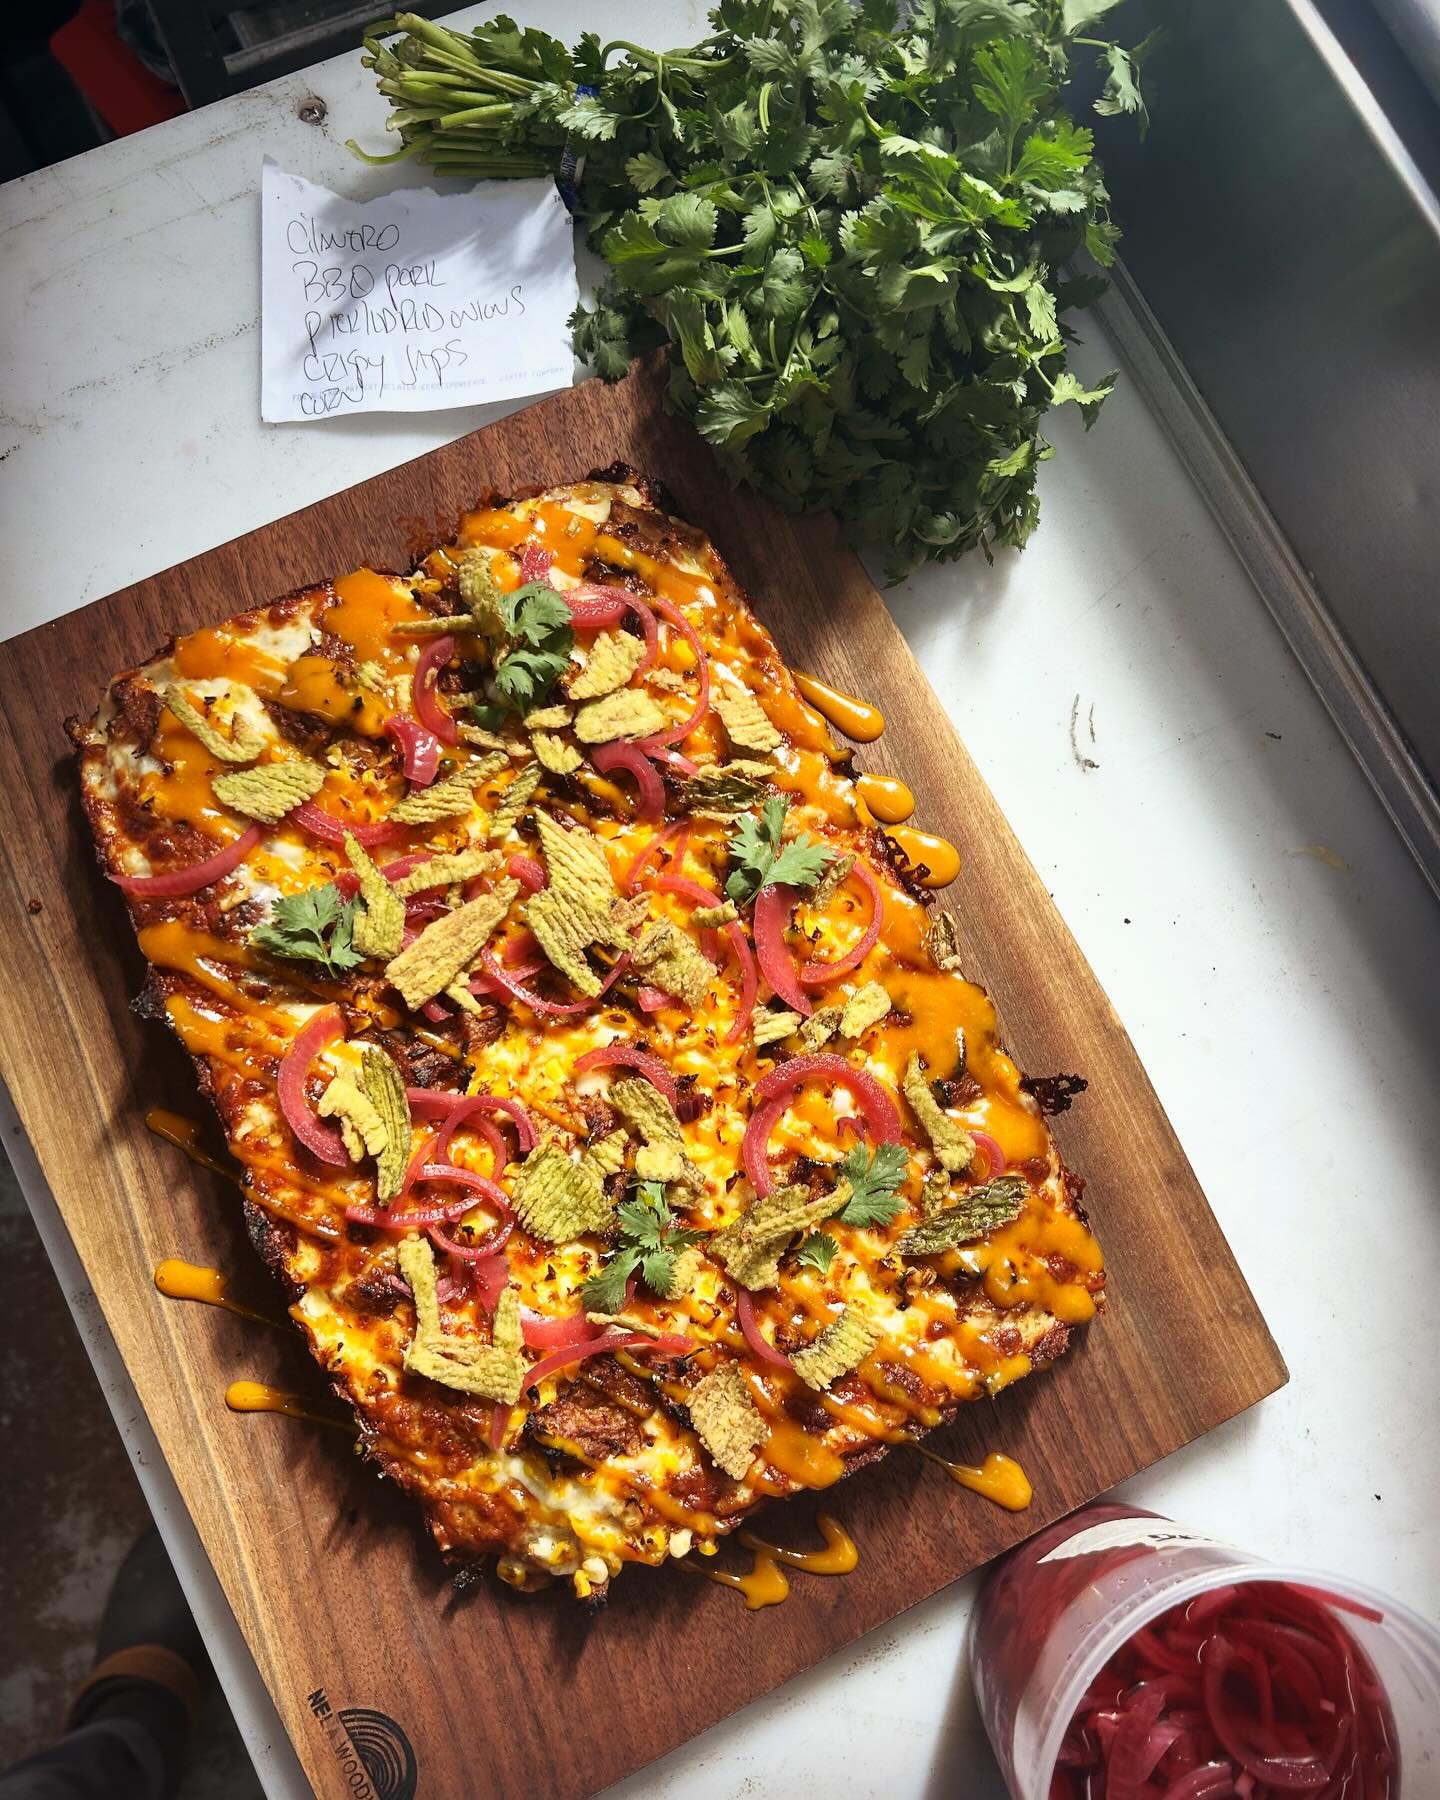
xmin=793 ymin=671 xmax=886 ymax=743
xmin=224 ymin=1381 xmax=355 ymax=1434
xmin=145 ymin=1108 xmax=241 ymax=1188
xmin=706 ymin=1514 xmax=858 ymax=1609
xmin=154 ymin=1259 xmax=275 ymax=1328
xmin=854 ymin=772 xmax=916 ymax=825
xmin=917 ymin=1447 xmax=1032 ymax=1511
xmin=886 ymin=824 xmax=962 ymax=889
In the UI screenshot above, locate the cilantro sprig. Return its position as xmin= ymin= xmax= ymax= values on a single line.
xmin=725 ymin=795 xmax=835 ymax=907
xmin=581 ymin=1182 xmax=705 ymax=1312
xmin=794 ymin=1232 xmax=839 ymax=1276
xmin=252 ymin=882 xmax=363 ymax=979
xmin=834 ymin=1141 xmax=910 ymax=1228
xmin=355 ymin=5 xmax=1149 ymax=576
xmin=492 ymin=581 xmax=575 ymax=713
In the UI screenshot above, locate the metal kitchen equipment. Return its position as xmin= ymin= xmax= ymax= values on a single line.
xmin=1091 ymin=0 xmax=1440 ymax=897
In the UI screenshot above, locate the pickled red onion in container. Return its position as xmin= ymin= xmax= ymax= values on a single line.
xmin=967 ymin=1504 xmax=1440 ymax=1799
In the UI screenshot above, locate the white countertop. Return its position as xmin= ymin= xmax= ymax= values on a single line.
xmin=3 ymin=10 xmax=1438 ymax=1796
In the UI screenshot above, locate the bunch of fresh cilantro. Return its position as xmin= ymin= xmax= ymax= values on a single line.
xmin=357 ymin=2 xmax=1149 ymax=574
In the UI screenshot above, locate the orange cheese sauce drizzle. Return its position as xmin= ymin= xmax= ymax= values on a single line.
xmin=224 ymin=1381 xmax=355 ymax=1434
xmin=886 ymin=824 xmax=962 ymax=889
xmin=915 ymin=1447 xmax=1033 ymax=1512
xmin=706 ymin=1514 xmax=858 ymax=1609
xmin=145 ymin=1109 xmax=241 ymax=1188
xmin=100 ymin=482 xmax=1104 ymax=1567
xmin=854 ymin=771 xmax=915 ymax=825
xmin=793 ymin=672 xmax=886 ymax=743
xmin=154 ymin=1258 xmax=276 ymax=1328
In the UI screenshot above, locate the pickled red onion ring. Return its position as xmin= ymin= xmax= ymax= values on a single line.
xmin=403 ymin=1089 xmax=536 ymax=1155
xmin=335 ymin=853 xmax=432 ymax=900
xmin=507 ymin=853 xmax=547 ymax=892
xmin=573 ymin=1044 xmax=678 ymax=1108
xmin=523 ymin=1330 xmax=694 ymax=1391
xmin=112 ymin=823 xmax=262 ymax=897
xmin=969 ymin=1130 xmax=1007 ymax=1179
xmin=735 ymin=1287 xmax=793 ymax=1370
xmin=590 ymin=741 xmax=665 ymax=822
xmin=740 ymin=1095 xmax=790 ymax=1197
xmin=276 ymin=1004 xmax=349 ymax=1166
xmin=622 ymin=820 xmax=690 ymax=894
xmin=743 ymin=1053 xmax=903 ymax=1196
xmin=518 ymin=543 xmax=553 ymax=585
xmin=518 ymin=1309 xmax=605 ymax=1351
xmin=565 ymin=584 xmax=659 ymax=675
xmin=752 ymin=884 xmax=813 ymax=1015
xmin=630 ymin=593 xmax=709 ymax=750
xmin=428 ymin=1208 xmax=513 ymax=1262
xmin=288 ymin=801 xmax=400 ymax=848
xmin=412 ymin=634 xmax=458 ymax=746
xmin=798 ymin=859 xmax=884 ymax=986
xmin=343 ymin=1163 xmax=507 ymax=1229
xmin=650 ymin=872 xmax=756 ymax=1043
xmin=1053 ymin=1580 xmax=1397 ymax=1800
xmin=433 ymin=1099 xmax=509 ymax=1172
xmin=385 ymin=715 xmax=441 ymax=786
xmin=725 ymin=921 xmax=759 ymax=1044
xmin=477 ymin=948 xmax=630 ymax=1018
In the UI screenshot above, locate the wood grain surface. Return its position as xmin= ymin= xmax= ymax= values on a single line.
xmin=0 ymin=360 xmax=1285 ymax=1800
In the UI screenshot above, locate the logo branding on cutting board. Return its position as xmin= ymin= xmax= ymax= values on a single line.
xmin=307 ymin=1689 xmax=418 ymax=1800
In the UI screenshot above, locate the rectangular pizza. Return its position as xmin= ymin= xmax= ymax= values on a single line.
xmin=70 ymin=468 xmax=1104 ymax=1600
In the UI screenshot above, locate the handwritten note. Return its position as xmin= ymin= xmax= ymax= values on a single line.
xmin=260 ymin=161 xmax=577 ymax=421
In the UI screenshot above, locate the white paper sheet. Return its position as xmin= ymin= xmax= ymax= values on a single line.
xmin=260 ymin=161 xmax=577 ymax=422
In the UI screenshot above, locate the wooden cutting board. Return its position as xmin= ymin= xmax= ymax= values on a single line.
xmin=0 ymin=360 xmax=1285 ymax=1800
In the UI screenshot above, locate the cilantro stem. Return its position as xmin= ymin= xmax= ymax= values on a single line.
xmin=344 ymin=136 xmax=421 ymax=165
xmin=599 ymin=38 xmax=662 ymax=67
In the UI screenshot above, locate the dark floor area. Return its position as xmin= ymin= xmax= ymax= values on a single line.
xmin=0 ymin=1139 xmax=260 ymax=1797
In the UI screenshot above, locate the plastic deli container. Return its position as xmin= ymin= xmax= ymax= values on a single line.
xmin=969 ymin=1503 xmax=1440 ymax=1798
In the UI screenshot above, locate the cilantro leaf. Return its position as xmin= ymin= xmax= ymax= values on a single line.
xmin=794 ymin=1232 xmax=838 ymax=1275
xmin=725 ymin=795 xmax=836 ymax=905
xmin=501 ymin=581 xmax=573 ymax=641
xmin=766 ymin=835 xmax=838 ymax=892
xmin=1063 ymin=0 xmax=1127 ymax=28
xmin=695 ymin=379 xmax=772 ymax=448
xmin=624 ymin=150 xmax=670 ymax=193
xmin=836 ymin=1141 xmax=910 ymax=1228
xmin=640 ymin=1245 xmax=678 ymax=1294
xmin=467 ymin=700 xmax=511 ymax=733
xmin=553 ymin=93 xmax=622 ymax=141
xmin=974 ymin=40 xmax=1051 ymax=149
xmin=657 ymin=191 xmax=718 ymax=250
xmin=252 ymin=883 xmax=364 ymax=979
xmin=581 ymin=1246 xmax=639 ymax=1314
xmin=1093 ymin=38 xmax=1153 ymax=132
xmin=1051 ymin=369 xmax=1117 ymax=427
